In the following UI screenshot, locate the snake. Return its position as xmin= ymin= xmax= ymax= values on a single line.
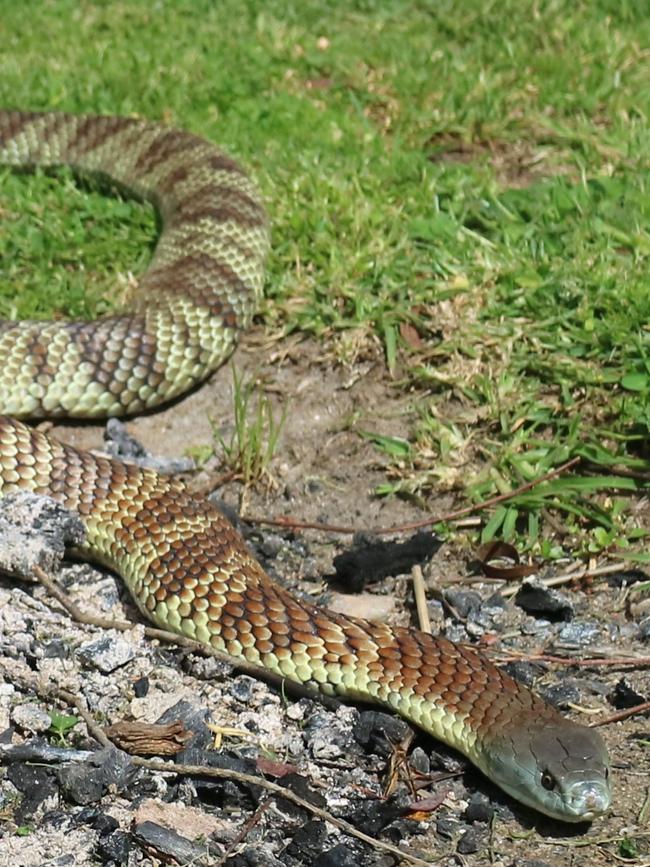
xmin=0 ymin=110 xmax=611 ymax=823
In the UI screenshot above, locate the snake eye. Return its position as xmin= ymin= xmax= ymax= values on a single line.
xmin=541 ymin=770 xmax=556 ymax=791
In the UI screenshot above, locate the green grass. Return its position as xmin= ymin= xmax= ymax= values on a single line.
xmin=1 ymin=0 xmax=649 ymax=556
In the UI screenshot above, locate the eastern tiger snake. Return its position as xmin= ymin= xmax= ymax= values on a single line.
xmin=0 ymin=111 xmax=611 ymax=822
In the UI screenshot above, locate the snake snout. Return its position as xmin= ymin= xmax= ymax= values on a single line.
xmin=564 ymin=779 xmax=611 ymax=821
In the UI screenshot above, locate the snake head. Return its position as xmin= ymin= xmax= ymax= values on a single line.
xmin=482 ymin=714 xmax=612 ymax=823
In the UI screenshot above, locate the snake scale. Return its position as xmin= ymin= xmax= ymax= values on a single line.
xmin=0 ymin=110 xmax=611 ymax=823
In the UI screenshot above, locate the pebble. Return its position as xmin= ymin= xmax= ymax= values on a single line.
xmin=313 ymin=844 xmax=360 ymax=867
xmin=640 ymin=617 xmax=650 ymax=641
xmin=464 ymin=791 xmax=495 ymax=823
xmin=610 ymin=677 xmax=646 ymax=709
xmin=514 ymin=578 xmax=574 ymax=621
xmin=353 ymin=710 xmax=412 ymax=758
xmin=77 ymin=634 xmax=137 ymax=673
xmin=11 ymin=702 xmax=51 ymax=734
xmin=103 ymin=418 xmax=194 ymax=473
xmin=0 ymin=491 xmax=85 ymax=577
xmin=457 ymin=826 xmax=483 ymax=854
xmin=409 ymin=746 xmax=430 ymax=775
xmin=556 ymin=620 xmax=603 ymax=645
xmin=304 ymin=709 xmax=360 ymax=761
xmin=96 ymin=829 xmax=132 ymax=865
xmin=133 ymin=820 xmax=215 ymax=865
xmin=542 ymin=680 xmax=582 ymax=710
xmin=444 ymin=589 xmax=482 ymax=619
xmin=58 ymin=746 xmax=136 ymax=806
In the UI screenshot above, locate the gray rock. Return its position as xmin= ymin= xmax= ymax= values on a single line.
xmin=556 ymin=620 xmax=603 ymax=646
xmin=0 ymin=491 xmax=84 ymax=577
xmin=77 ymin=634 xmax=137 ymax=673
xmin=11 ymin=702 xmax=51 ymax=734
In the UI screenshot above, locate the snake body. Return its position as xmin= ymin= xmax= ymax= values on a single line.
xmin=0 ymin=111 xmax=611 ymax=822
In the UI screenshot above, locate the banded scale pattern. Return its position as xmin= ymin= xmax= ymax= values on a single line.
xmin=0 ymin=112 xmax=611 ymax=822
xmin=0 ymin=111 xmax=268 ymax=418
xmin=0 ymin=416 xmax=559 ymax=761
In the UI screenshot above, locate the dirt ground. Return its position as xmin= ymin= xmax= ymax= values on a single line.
xmin=1 ymin=330 xmax=649 ymax=866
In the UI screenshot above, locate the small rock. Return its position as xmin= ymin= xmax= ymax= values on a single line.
xmin=133 ymin=820 xmax=216 ymax=864
xmin=457 ymin=827 xmax=482 ymax=854
xmin=349 ymin=792 xmax=409 ymax=836
xmin=96 ymin=829 xmax=132 ymax=865
xmin=609 ymin=678 xmax=646 ymax=709
xmin=436 ymin=814 xmax=461 ymax=840
xmin=76 ymin=807 xmax=120 ymax=836
xmin=0 ymin=491 xmax=85 ymax=577
xmin=444 ymin=623 xmax=470 ymax=643
xmin=542 ymin=681 xmax=582 ymax=710
xmin=158 ymin=700 xmax=213 ymax=751
xmin=514 ymin=578 xmax=574 ymax=622
xmin=229 ymin=675 xmax=257 ymax=704
xmin=304 ymin=710 xmax=360 ymax=761
xmin=133 ymin=676 xmax=149 ymax=698
xmin=640 ymin=618 xmax=650 ymax=642
xmin=503 ymin=661 xmax=541 ymax=688
xmin=409 ymin=746 xmax=430 ymax=775
xmin=283 ymin=819 xmax=328 ymax=860
xmin=58 ymin=746 xmax=136 ymax=806
xmin=11 ymin=703 xmax=51 ymax=734
xmin=556 ymin=620 xmax=602 ymax=646
xmin=77 ymin=634 xmax=137 ymax=673
xmin=177 ymin=747 xmax=260 ymax=807
xmin=6 ymin=761 xmax=58 ymax=824
xmin=516 ymin=861 xmax=554 ymax=867
xmin=353 ymin=710 xmax=412 ymax=758
xmin=313 ymin=844 xmax=360 ymax=867
xmin=464 ymin=792 xmax=494 ymax=823
xmin=445 ymin=589 xmax=482 ymax=619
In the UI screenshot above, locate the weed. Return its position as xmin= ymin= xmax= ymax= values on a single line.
xmin=48 ymin=710 xmax=80 ymax=747
xmin=213 ymin=367 xmax=287 ymax=488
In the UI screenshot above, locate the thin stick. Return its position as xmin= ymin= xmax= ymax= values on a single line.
xmin=591 ymin=699 xmax=650 ymax=728
xmin=243 ymin=456 xmax=581 ymax=536
xmin=411 ymin=565 xmax=431 ymax=634
xmin=499 ymin=560 xmax=635 ymax=598
xmin=30 ymin=565 xmax=340 ymax=712
xmin=214 ymin=801 xmax=271 ymax=866
xmin=2 ymin=669 xmax=431 ymax=867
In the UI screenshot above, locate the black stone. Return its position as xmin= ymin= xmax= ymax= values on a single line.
xmin=133 ymin=821 xmax=217 ymax=863
xmin=457 ymin=827 xmax=482 ymax=854
xmin=609 ymin=677 xmax=646 ymax=709
xmin=158 ymin=700 xmax=212 ymax=751
xmin=283 ymin=819 xmax=328 ymax=860
xmin=96 ymin=829 xmax=132 ymax=865
xmin=6 ymin=762 xmax=58 ymax=823
xmin=464 ymin=792 xmax=494 ymax=823
xmin=514 ymin=579 xmax=574 ymax=622
xmin=353 ymin=710 xmax=412 ymax=758
xmin=313 ymin=844 xmax=362 ymax=867
xmin=57 ymin=746 xmax=137 ymax=806
xmin=76 ymin=807 xmax=120 ymax=836
xmin=132 ymin=676 xmax=149 ymax=698
xmin=444 ymin=589 xmax=482 ymax=619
